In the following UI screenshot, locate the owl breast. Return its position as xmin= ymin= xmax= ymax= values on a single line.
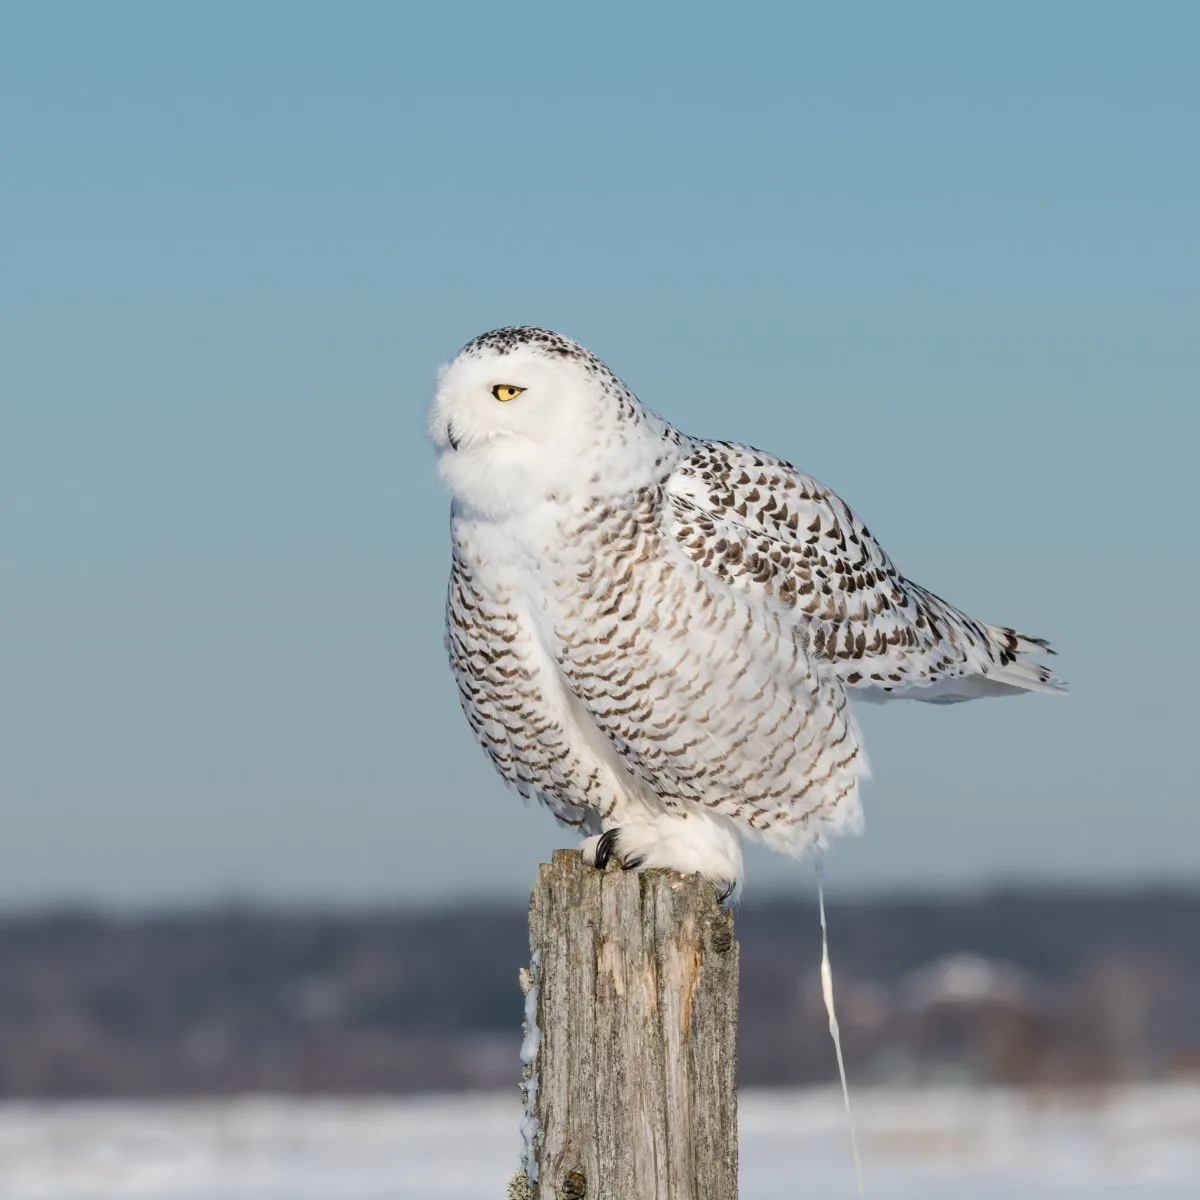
xmin=446 ymin=513 xmax=620 ymax=831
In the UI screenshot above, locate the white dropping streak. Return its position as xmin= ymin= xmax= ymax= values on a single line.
xmin=817 ymin=858 xmax=866 ymax=1200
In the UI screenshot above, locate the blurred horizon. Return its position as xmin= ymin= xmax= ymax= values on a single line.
xmin=3 ymin=3 xmax=1198 ymax=907
xmin=2 ymin=884 xmax=1198 ymax=1099
xmin=1 ymin=870 xmax=1197 ymax=920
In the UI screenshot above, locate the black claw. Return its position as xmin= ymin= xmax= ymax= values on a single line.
xmin=594 ymin=828 xmax=620 ymax=870
xmin=621 ymin=855 xmax=645 ymax=872
xmin=717 ymin=881 xmax=736 ymax=904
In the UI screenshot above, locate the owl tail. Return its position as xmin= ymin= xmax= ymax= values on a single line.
xmin=977 ymin=625 xmax=1068 ymax=697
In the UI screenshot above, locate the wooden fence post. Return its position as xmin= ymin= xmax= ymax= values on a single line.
xmin=516 ymin=849 xmax=739 ymax=1200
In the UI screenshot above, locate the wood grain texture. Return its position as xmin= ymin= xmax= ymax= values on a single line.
xmin=525 ymin=850 xmax=738 ymax=1200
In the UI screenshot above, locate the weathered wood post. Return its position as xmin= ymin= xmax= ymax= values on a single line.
xmin=515 ymin=849 xmax=739 ymax=1200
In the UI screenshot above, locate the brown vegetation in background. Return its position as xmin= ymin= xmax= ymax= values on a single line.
xmin=0 ymin=888 xmax=1196 ymax=1096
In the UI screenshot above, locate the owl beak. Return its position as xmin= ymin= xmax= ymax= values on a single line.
xmin=446 ymin=418 xmax=461 ymax=451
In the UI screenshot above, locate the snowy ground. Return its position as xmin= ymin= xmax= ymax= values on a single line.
xmin=0 ymin=1086 xmax=1197 ymax=1199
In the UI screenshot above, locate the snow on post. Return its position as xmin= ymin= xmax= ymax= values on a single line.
xmin=516 ymin=848 xmax=738 ymax=1199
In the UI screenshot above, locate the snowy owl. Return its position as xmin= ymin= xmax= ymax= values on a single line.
xmin=430 ymin=327 xmax=1064 ymax=897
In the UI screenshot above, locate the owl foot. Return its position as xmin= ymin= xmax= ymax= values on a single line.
xmin=581 ymin=827 xmax=645 ymax=872
xmin=596 ymin=827 xmax=644 ymax=871
xmin=580 ymin=815 xmax=743 ymax=903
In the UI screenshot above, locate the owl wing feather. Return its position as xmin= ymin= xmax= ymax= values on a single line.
xmin=664 ymin=442 xmax=1065 ymax=702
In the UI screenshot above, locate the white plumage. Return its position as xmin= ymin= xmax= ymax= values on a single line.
xmin=430 ymin=327 xmax=1064 ymax=896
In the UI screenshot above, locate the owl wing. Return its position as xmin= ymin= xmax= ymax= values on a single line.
xmin=663 ymin=441 xmax=1064 ymax=702
xmin=541 ymin=484 xmax=867 ymax=854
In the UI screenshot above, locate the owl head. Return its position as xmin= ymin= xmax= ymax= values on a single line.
xmin=429 ymin=327 xmax=677 ymax=520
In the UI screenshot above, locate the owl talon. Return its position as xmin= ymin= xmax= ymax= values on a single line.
xmin=590 ymin=828 xmax=643 ymax=872
xmin=593 ymin=827 xmax=621 ymax=870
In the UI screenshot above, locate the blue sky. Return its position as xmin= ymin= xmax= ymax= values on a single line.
xmin=2 ymin=3 xmax=1197 ymax=905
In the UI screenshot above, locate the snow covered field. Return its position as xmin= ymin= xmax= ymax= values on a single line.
xmin=0 ymin=1086 xmax=1197 ymax=1199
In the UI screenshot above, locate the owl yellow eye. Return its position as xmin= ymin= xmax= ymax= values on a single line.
xmin=491 ymin=384 xmax=525 ymax=402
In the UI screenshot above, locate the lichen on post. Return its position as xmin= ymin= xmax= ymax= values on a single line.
xmin=520 ymin=849 xmax=738 ymax=1200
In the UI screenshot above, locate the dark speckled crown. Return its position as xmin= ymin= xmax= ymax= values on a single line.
xmin=460 ymin=326 xmax=598 ymax=364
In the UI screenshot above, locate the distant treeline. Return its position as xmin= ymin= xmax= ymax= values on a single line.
xmin=0 ymin=886 xmax=1197 ymax=1096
